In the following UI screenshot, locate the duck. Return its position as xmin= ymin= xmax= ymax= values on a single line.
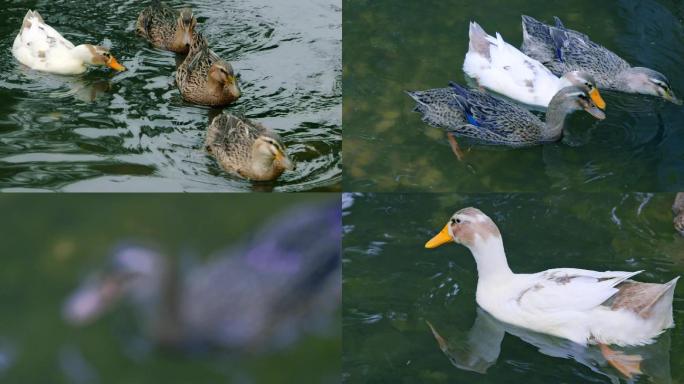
xmin=12 ymin=10 xmax=126 ymax=75
xmin=520 ymin=15 xmax=681 ymax=104
xmin=425 ymin=207 xmax=679 ymax=378
xmin=136 ymin=1 xmax=196 ymax=54
xmin=406 ymin=82 xmax=605 ymax=148
xmin=464 ymin=22 xmax=606 ymax=109
xmin=205 ymin=113 xmax=294 ymax=181
xmin=176 ymin=33 xmax=241 ymax=106
xmin=673 ymin=193 xmax=684 ymax=236
xmin=62 ymin=202 xmax=341 ymax=352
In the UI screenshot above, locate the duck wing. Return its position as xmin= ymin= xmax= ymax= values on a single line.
xmin=517 ymin=268 xmax=643 ymax=312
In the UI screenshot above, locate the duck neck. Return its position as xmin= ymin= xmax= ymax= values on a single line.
xmin=542 ymin=97 xmax=570 ymax=141
xmin=467 ymin=236 xmax=513 ymax=283
xmin=70 ymin=44 xmax=94 ymax=64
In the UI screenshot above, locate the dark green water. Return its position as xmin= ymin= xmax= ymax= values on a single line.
xmin=343 ymin=0 xmax=684 ymax=192
xmin=0 ymin=0 xmax=341 ymax=192
xmin=342 ymin=193 xmax=684 ymax=383
xmin=0 ymin=194 xmax=340 ymax=383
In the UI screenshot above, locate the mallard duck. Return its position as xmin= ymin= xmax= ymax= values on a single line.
xmin=425 ymin=207 xmax=679 ymax=378
xmin=520 ymin=15 xmax=681 ymax=104
xmin=205 ymin=113 xmax=294 ymax=181
xmin=464 ymin=22 xmax=605 ymax=109
xmin=62 ymin=202 xmax=341 ymax=351
xmin=176 ymin=33 xmax=241 ymax=106
xmin=136 ymin=1 xmax=196 ymax=54
xmin=406 ymin=83 xmax=604 ymax=147
xmin=12 ymin=10 xmax=126 ymax=75
xmin=673 ymin=193 xmax=684 ymax=236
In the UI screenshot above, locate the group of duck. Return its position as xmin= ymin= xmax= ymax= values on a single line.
xmin=11 ymin=2 xmax=294 ymax=181
xmin=408 ymin=16 xmax=680 ymax=152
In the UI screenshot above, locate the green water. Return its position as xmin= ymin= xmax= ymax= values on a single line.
xmin=343 ymin=0 xmax=684 ymax=192
xmin=342 ymin=192 xmax=684 ymax=383
xmin=0 ymin=0 xmax=341 ymax=192
xmin=0 ymin=194 xmax=340 ymax=383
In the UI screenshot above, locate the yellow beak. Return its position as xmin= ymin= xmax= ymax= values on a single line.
xmin=425 ymin=224 xmax=454 ymax=249
xmin=106 ymin=57 xmax=126 ymax=72
xmin=589 ymin=88 xmax=606 ymax=110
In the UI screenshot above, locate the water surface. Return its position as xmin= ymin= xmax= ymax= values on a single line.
xmin=0 ymin=0 xmax=341 ymax=192
xmin=343 ymin=0 xmax=684 ymax=192
xmin=343 ymin=192 xmax=684 ymax=383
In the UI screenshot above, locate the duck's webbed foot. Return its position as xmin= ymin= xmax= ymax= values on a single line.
xmin=599 ymin=344 xmax=642 ymax=379
xmin=447 ymin=132 xmax=466 ymax=161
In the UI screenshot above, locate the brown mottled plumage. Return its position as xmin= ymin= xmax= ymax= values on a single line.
xmin=176 ymin=34 xmax=241 ymax=106
xmin=673 ymin=193 xmax=684 ymax=236
xmin=136 ymin=1 xmax=196 ymax=54
xmin=610 ymin=280 xmax=679 ymax=319
xmin=205 ymin=114 xmax=294 ymax=181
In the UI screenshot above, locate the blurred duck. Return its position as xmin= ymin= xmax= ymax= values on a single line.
xmin=205 ymin=114 xmax=294 ymax=181
xmin=673 ymin=193 xmax=684 ymax=236
xmin=464 ymin=22 xmax=605 ymax=109
xmin=406 ymin=83 xmax=604 ymax=150
xmin=136 ymin=1 xmax=196 ymax=54
xmin=176 ymin=33 xmax=241 ymax=106
xmin=12 ymin=10 xmax=126 ymax=75
xmin=63 ymin=202 xmax=341 ymax=352
xmin=425 ymin=207 xmax=679 ymax=378
xmin=520 ymin=15 xmax=681 ymax=104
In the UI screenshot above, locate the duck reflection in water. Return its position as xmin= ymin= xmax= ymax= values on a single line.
xmin=62 ymin=201 xmax=340 ymax=353
xmin=426 ymin=307 xmax=672 ymax=383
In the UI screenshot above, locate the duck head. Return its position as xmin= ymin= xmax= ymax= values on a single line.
xmin=78 ymin=44 xmax=126 ymax=71
xmin=560 ymin=71 xmax=606 ymax=110
xmin=63 ymin=245 xmax=165 ymax=325
xmin=209 ymin=61 xmax=241 ymax=101
xmin=551 ymin=86 xmax=606 ymax=120
xmin=619 ymin=67 xmax=681 ymax=104
xmin=251 ymin=135 xmax=295 ymax=180
xmin=174 ymin=8 xmax=197 ymax=53
xmin=425 ymin=207 xmax=502 ymax=250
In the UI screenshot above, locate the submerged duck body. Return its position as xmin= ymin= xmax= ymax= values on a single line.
xmin=176 ymin=33 xmax=241 ymax=106
xmin=520 ymin=15 xmax=680 ymax=104
xmin=407 ymin=83 xmax=604 ymax=147
xmin=63 ymin=202 xmax=341 ymax=351
xmin=12 ymin=10 xmax=126 ymax=75
xmin=136 ymin=1 xmax=196 ymax=54
xmin=205 ymin=113 xmax=294 ymax=181
xmin=464 ymin=22 xmax=605 ymax=109
xmin=425 ymin=207 xmax=679 ymax=348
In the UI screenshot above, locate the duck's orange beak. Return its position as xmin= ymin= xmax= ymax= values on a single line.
xmin=589 ymin=88 xmax=606 ymax=110
xmin=425 ymin=224 xmax=453 ymax=249
xmin=106 ymin=56 xmax=126 ymax=72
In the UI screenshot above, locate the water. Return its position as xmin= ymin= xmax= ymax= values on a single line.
xmin=342 ymin=0 xmax=684 ymax=192
xmin=342 ymin=192 xmax=684 ymax=383
xmin=0 ymin=194 xmax=340 ymax=383
xmin=0 ymin=0 xmax=341 ymax=192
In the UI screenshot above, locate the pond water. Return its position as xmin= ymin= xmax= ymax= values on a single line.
xmin=343 ymin=192 xmax=684 ymax=383
xmin=0 ymin=0 xmax=341 ymax=192
xmin=0 ymin=194 xmax=340 ymax=383
xmin=343 ymin=0 xmax=684 ymax=192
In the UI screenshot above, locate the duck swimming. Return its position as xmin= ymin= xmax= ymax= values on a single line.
xmin=136 ymin=1 xmax=196 ymax=54
xmin=520 ymin=15 xmax=680 ymax=104
xmin=63 ymin=202 xmax=340 ymax=352
xmin=205 ymin=113 xmax=294 ymax=181
xmin=425 ymin=207 xmax=679 ymax=378
xmin=673 ymin=193 xmax=684 ymax=236
xmin=12 ymin=10 xmax=126 ymax=75
xmin=464 ymin=22 xmax=605 ymax=109
xmin=176 ymin=33 xmax=241 ymax=106
xmin=407 ymin=83 xmax=604 ymax=148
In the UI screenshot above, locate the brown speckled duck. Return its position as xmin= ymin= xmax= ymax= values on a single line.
xmin=136 ymin=1 xmax=196 ymax=54
xmin=673 ymin=193 xmax=684 ymax=236
xmin=176 ymin=33 xmax=241 ymax=106
xmin=205 ymin=114 xmax=294 ymax=181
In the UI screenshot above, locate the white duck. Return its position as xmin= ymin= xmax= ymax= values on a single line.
xmin=12 ymin=10 xmax=126 ymax=75
xmin=463 ymin=22 xmax=605 ymax=110
xmin=425 ymin=207 xmax=679 ymax=378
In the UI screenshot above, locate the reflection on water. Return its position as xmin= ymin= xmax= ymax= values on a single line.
xmin=343 ymin=0 xmax=684 ymax=192
xmin=342 ymin=192 xmax=684 ymax=383
xmin=0 ymin=0 xmax=341 ymax=191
